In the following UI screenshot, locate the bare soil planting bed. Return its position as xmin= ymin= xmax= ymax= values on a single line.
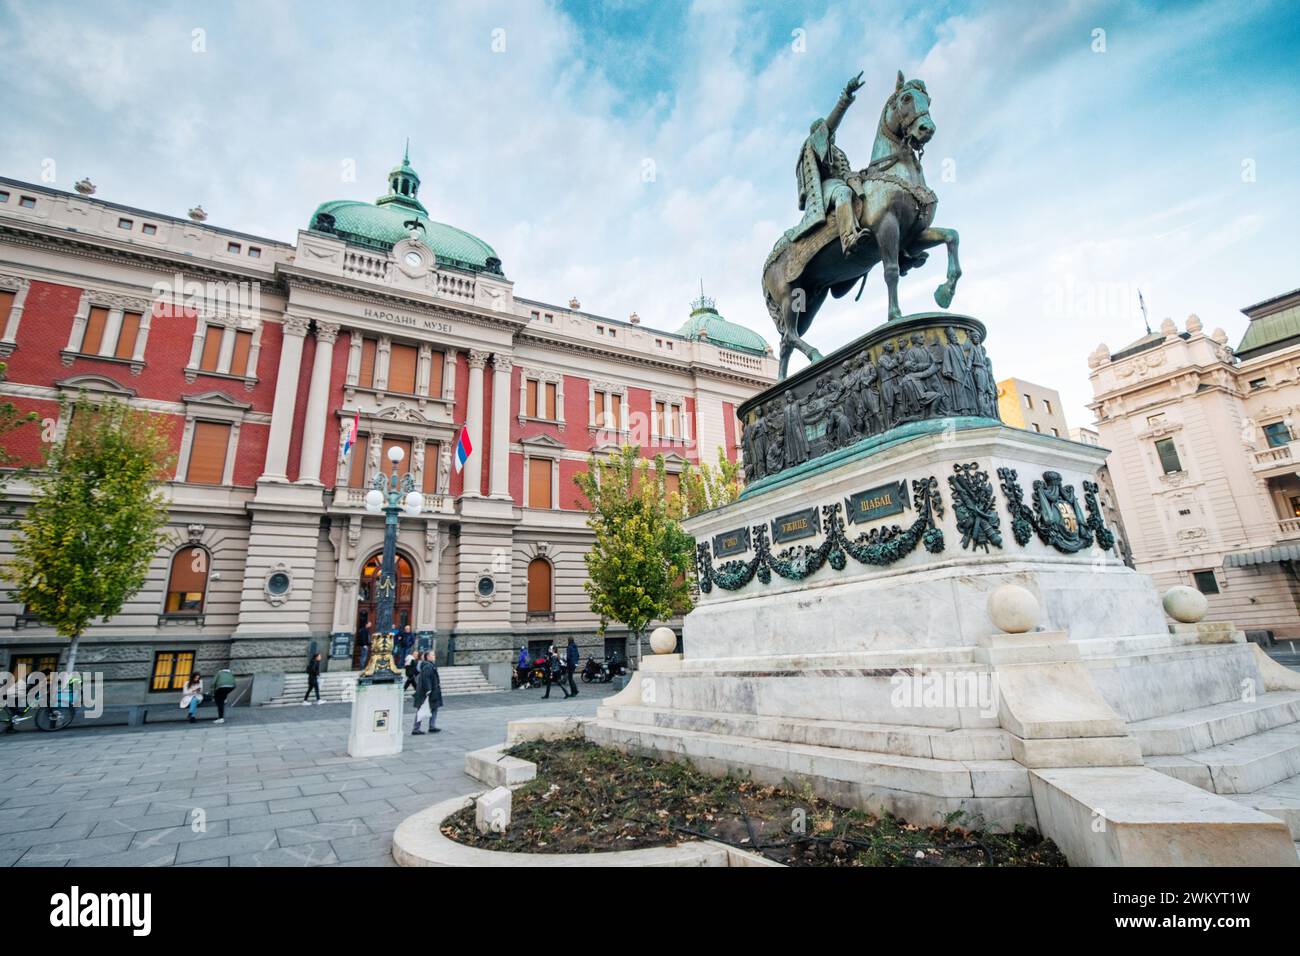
xmin=441 ymin=739 xmax=1067 ymax=866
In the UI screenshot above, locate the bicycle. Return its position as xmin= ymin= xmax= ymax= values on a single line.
xmin=0 ymin=674 xmax=80 ymax=733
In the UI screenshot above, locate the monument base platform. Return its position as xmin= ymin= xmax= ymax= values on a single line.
xmin=583 ymin=423 xmax=1300 ymax=865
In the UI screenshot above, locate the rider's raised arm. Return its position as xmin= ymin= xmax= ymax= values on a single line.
xmin=826 ymin=72 xmax=864 ymax=135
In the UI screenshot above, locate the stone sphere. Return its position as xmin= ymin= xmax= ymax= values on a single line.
xmin=649 ymin=627 xmax=678 ymax=655
xmin=1163 ymin=586 xmax=1208 ymax=624
xmin=987 ymin=585 xmax=1041 ymax=634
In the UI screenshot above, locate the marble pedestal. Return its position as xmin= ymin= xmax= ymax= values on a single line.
xmin=583 ymin=422 xmax=1299 ymax=866
xmin=347 ymin=681 xmax=404 ymax=758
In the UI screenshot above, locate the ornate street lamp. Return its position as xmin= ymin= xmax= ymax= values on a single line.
xmin=360 ymin=445 xmax=423 ymax=682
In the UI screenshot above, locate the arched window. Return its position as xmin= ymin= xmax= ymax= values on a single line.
xmin=165 ymin=546 xmax=210 ymax=615
xmin=526 ymin=557 xmax=552 ymax=616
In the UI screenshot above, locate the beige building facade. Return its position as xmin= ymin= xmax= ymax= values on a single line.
xmin=997 ymin=377 xmax=1070 ymax=438
xmin=1087 ymin=292 xmax=1300 ymax=637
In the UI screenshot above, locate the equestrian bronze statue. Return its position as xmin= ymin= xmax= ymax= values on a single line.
xmin=763 ymin=70 xmax=962 ymax=379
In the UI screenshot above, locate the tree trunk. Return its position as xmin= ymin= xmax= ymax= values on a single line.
xmin=64 ymin=633 xmax=82 ymax=675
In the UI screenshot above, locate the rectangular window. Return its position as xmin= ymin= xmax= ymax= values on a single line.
xmin=151 ymin=651 xmax=195 ymax=692
xmin=186 ymin=421 xmax=231 ymax=485
xmin=593 ymin=390 xmax=606 ymax=426
xmin=199 ymin=324 xmax=223 ymax=371
xmin=1263 ymin=421 xmax=1291 ymax=448
xmin=1044 ymin=399 xmax=1053 ymax=415
xmin=664 ymin=472 xmax=680 ymax=497
xmin=385 ymin=437 xmax=413 ymax=476
xmin=81 ymin=306 xmax=109 ymax=354
xmin=655 ymin=401 xmax=666 ymax=436
xmin=1291 ymin=496 xmax=1300 ymax=518
xmin=114 ymin=311 xmax=141 ymax=360
xmin=226 ymin=242 xmax=241 ymax=254
xmin=19 ymin=196 xmax=35 ymax=209
xmin=1051 ymin=427 xmax=1060 ymax=437
xmin=248 ymin=247 xmax=261 ymax=259
xmin=349 ymin=433 xmax=369 ymax=487
xmin=141 ymin=223 xmax=157 ymax=236
xmin=1249 ymin=378 xmax=1266 ymax=390
xmin=530 ymin=310 xmax=539 ymax=321
xmin=428 ymin=351 xmax=444 ymax=397
xmin=117 ymin=218 xmax=133 ymax=230
xmin=1191 ymin=570 xmax=1220 ymax=595
xmin=1023 ymin=394 xmax=1033 ymax=409
xmin=358 ymin=338 xmax=377 ymax=388
xmin=1031 ymin=423 xmax=1041 ymax=433
xmin=526 ymin=379 xmax=538 ymax=418
xmin=387 ymin=343 xmax=418 ymax=394
xmin=422 ymin=443 xmax=440 ymax=494
xmin=544 ymin=382 xmax=557 ymax=419
xmin=0 ymin=190 xmax=8 ymax=202
xmin=229 ymin=329 xmax=253 ymax=377
xmin=0 ymin=290 xmax=14 ymax=323
xmin=11 ymin=654 xmax=59 ymax=683
xmin=1155 ymin=437 xmax=1182 ymax=474
xmin=596 ymin=325 xmax=604 ymax=336
xmin=610 ymin=396 xmax=622 ymax=430
xmin=528 ymin=459 xmax=553 ymax=509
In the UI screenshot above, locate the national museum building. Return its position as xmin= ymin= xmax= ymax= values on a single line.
xmin=0 ymin=155 xmax=775 ymax=701
xmin=1087 ymin=290 xmax=1300 ymax=638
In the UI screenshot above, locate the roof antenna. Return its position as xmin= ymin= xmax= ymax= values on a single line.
xmin=1138 ymin=288 xmax=1151 ymax=335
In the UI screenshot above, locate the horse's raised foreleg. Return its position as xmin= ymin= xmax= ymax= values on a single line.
xmin=876 ymin=212 xmax=902 ymax=321
xmin=786 ymin=288 xmax=826 ymax=367
xmin=910 ymin=225 xmax=961 ymax=309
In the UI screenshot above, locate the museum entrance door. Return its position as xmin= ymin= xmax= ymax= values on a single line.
xmin=353 ymin=551 xmax=414 ymax=668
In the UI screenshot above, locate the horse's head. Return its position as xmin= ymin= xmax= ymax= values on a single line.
xmin=882 ymin=71 xmax=935 ymax=153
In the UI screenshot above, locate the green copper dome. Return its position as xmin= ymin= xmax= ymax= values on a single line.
xmin=308 ymin=146 xmax=503 ymax=276
xmin=676 ymin=295 xmax=769 ymax=356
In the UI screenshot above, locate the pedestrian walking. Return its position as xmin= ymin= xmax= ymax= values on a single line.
xmin=542 ymin=646 xmax=570 ymax=700
xmin=565 ymin=637 xmax=580 ymax=696
xmin=356 ymin=623 xmax=371 ymax=669
xmin=212 ymin=666 xmax=237 ymax=724
xmin=403 ymin=652 xmax=421 ymax=694
xmin=302 ymin=653 xmax=323 ymax=705
xmin=412 ymin=651 xmax=443 ymax=735
xmin=180 ymin=671 xmax=203 ymax=723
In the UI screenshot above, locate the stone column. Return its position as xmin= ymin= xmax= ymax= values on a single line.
xmin=98 ymin=307 xmax=124 ymax=358
xmin=489 ymin=353 xmax=513 ymax=498
xmin=261 ymin=314 xmax=311 ymax=481
xmin=463 ymin=350 xmax=489 ymax=497
xmin=297 ymin=321 xmax=340 ymax=484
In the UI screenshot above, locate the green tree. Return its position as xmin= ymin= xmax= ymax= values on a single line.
xmin=574 ymin=445 xmax=695 ymax=667
xmin=3 ymin=395 xmax=172 ymax=672
xmin=677 ymin=447 xmax=745 ymax=518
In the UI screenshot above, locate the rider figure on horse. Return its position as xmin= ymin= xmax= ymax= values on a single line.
xmin=793 ymin=72 xmax=868 ymax=257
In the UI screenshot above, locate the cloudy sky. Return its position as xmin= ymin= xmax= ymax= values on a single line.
xmin=2 ymin=0 xmax=1297 ymax=424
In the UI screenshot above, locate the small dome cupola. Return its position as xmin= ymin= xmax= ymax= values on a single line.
xmin=378 ymin=140 xmax=427 ymax=213
xmin=675 ymin=284 xmax=771 ymax=356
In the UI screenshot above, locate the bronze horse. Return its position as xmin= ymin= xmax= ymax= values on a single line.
xmin=763 ymin=72 xmax=962 ymax=379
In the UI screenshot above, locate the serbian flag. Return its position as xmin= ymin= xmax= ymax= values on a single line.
xmin=342 ymin=409 xmax=359 ymax=461
xmin=454 ymin=424 xmax=472 ymax=473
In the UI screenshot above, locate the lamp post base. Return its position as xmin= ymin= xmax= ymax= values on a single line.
xmin=347 ymin=680 xmax=405 ymax=758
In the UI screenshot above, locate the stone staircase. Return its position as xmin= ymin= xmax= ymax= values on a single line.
xmin=261 ymin=665 xmax=500 ymax=707
xmin=1080 ymin=633 xmax=1300 ymax=861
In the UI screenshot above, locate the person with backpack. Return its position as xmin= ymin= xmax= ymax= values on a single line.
xmin=542 ymin=646 xmax=570 ymax=700
xmin=516 ymin=645 xmax=530 ymax=689
xmin=212 ymin=666 xmax=237 ymax=724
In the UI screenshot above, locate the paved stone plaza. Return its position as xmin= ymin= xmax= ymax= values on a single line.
xmin=0 ymin=685 xmax=619 ymax=867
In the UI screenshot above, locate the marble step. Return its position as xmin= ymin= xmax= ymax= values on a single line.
xmin=1226 ymin=775 xmax=1300 ymax=839
xmin=599 ymin=703 xmax=1014 ymax=761
xmin=585 ymin=716 xmax=1036 ymax=831
xmin=1146 ymin=724 xmax=1300 ymax=794
xmin=1129 ymin=691 xmax=1300 ymax=756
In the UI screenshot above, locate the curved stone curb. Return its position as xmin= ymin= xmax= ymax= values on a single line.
xmin=391 ymin=794 xmax=781 ymax=867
